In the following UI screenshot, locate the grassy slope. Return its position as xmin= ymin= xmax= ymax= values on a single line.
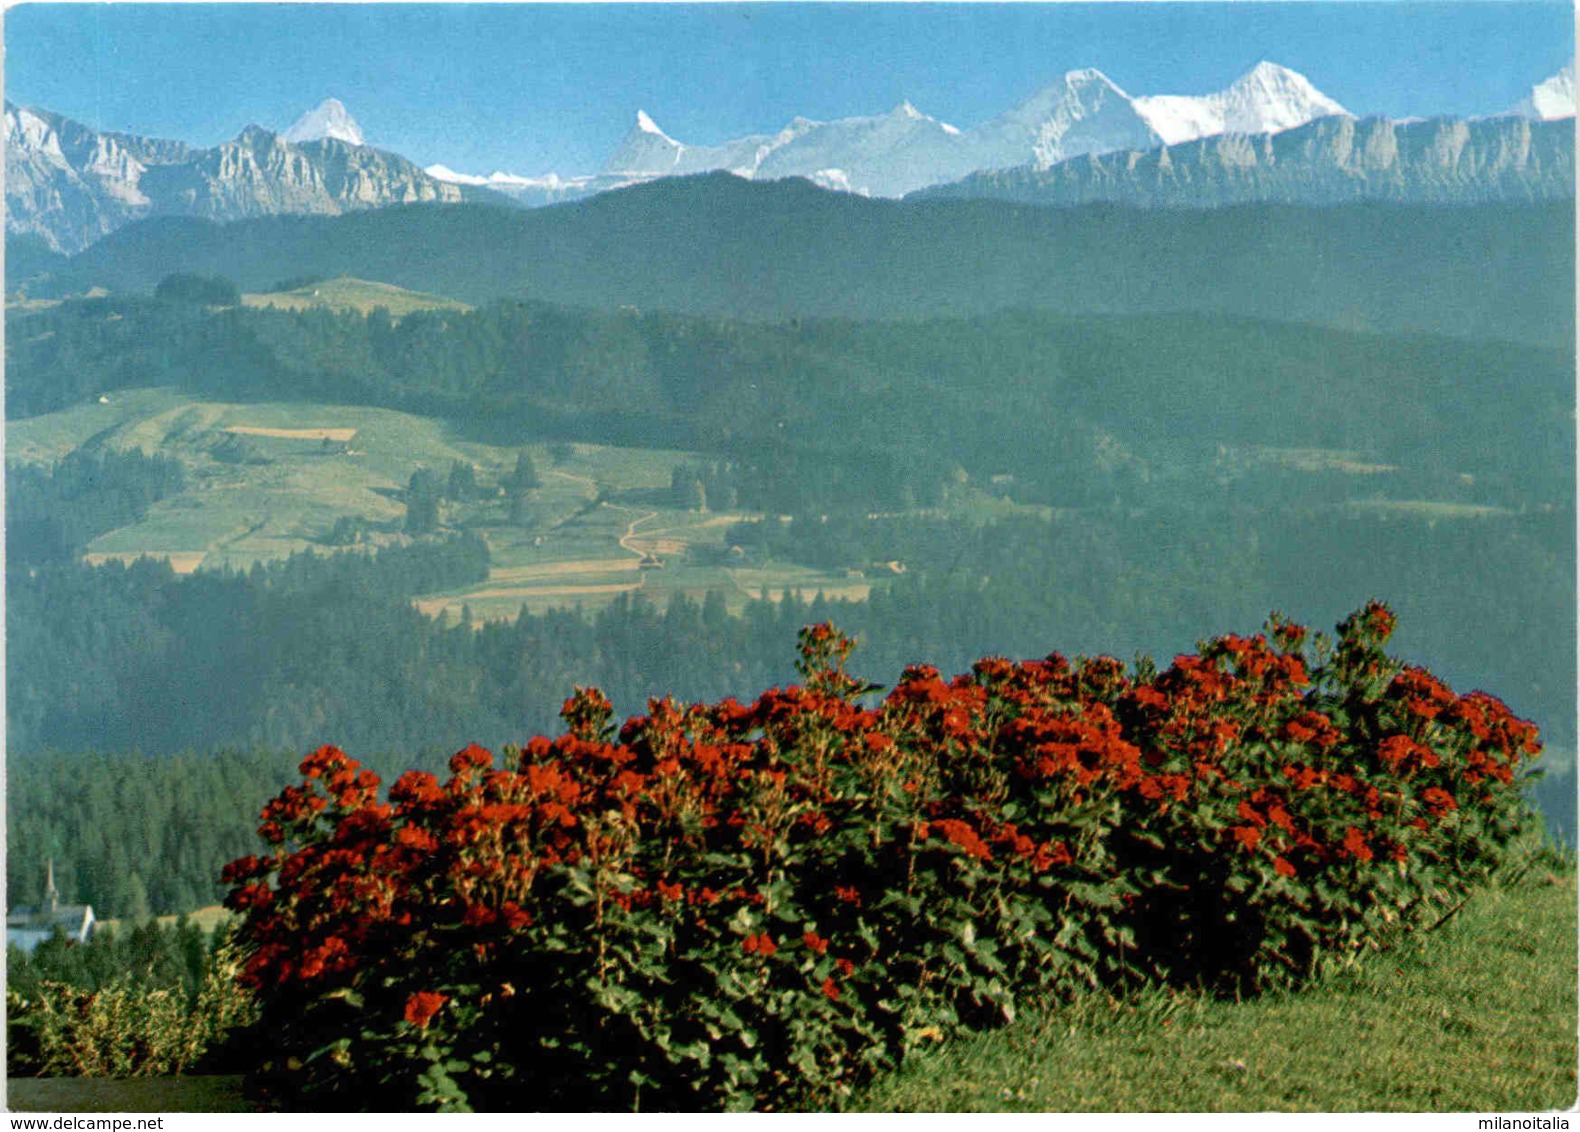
xmin=4 ymin=390 xmax=887 ymax=617
xmin=239 ymin=276 xmax=471 ymax=317
xmin=851 ymin=873 xmax=1578 ymax=1113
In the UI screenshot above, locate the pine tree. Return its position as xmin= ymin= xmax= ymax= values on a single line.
xmin=507 ymin=452 xmax=541 ymax=491
xmin=447 ymin=461 xmax=479 ymax=502
xmin=405 ymin=469 xmax=442 ymax=534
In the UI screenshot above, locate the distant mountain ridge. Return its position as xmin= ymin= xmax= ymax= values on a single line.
xmin=912 ymin=114 xmax=1574 ymax=209
xmin=436 ymin=61 xmax=1354 ymax=201
xmin=5 ymin=102 xmax=474 ymax=253
xmin=10 ymin=59 xmax=1574 ymax=253
xmin=21 ymin=176 xmax=1571 ymax=350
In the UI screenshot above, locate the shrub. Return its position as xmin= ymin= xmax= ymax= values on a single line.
xmin=6 ymin=938 xmax=256 ymax=1078
xmin=223 ymin=603 xmax=1546 ymax=1111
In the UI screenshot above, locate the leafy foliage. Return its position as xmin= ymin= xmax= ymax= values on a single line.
xmin=224 ymin=606 xmax=1547 ymax=1110
xmin=6 ymin=926 xmax=256 ymax=1078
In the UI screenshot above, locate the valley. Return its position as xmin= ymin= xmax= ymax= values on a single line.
xmin=8 ymin=388 xmax=881 ymax=622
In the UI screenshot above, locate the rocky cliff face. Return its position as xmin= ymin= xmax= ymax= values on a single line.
xmin=6 ymin=103 xmax=465 ymax=253
xmin=910 ymin=114 xmax=1574 ymax=209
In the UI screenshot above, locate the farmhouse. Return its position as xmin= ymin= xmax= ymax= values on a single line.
xmin=7 ymin=861 xmax=95 ymax=953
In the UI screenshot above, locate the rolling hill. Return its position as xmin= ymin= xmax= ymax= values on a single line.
xmin=15 ymin=175 xmax=1573 ymax=348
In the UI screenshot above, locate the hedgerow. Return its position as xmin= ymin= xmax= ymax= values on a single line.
xmin=222 ymin=602 xmax=1546 ymax=1111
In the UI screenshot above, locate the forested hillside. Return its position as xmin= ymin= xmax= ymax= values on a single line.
xmin=10 ymin=296 xmax=1572 ymax=514
xmin=13 ymin=183 xmax=1573 ymax=347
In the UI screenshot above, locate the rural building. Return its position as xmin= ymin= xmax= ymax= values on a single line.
xmin=7 ymin=861 xmax=95 ymax=953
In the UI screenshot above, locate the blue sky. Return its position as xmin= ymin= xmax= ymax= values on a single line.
xmin=6 ymin=3 xmax=1573 ymax=176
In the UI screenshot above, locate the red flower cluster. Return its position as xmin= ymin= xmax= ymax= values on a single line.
xmin=221 ymin=607 xmax=1544 ymax=1111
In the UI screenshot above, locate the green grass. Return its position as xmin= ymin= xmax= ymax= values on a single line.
xmin=850 ymin=872 xmax=1578 ymax=1113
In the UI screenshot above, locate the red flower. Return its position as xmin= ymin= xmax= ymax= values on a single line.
xmin=404 ymin=991 xmax=448 ymax=1028
xmin=1129 ymin=685 xmax=1168 ymax=711
xmin=835 ymin=885 xmax=862 ymax=906
xmin=1231 ymin=825 xmax=1262 ymax=851
xmin=656 ymin=880 xmax=684 ymax=902
xmin=803 ymin=932 xmax=829 ymax=955
xmin=836 ymin=958 xmax=855 ymax=977
xmin=935 ymin=818 xmax=992 ymax=862
xmin=395 ymin=825 xmax=439 ymax=853
xmin=448 ymin=743 xmax=494 ymax=775
xmin=1342 ymin=826 xmax=1374 ymax=862
xmin=742 ymin=933 xmax=777 ymax=957
xmin=1274 ymin=857 xmax=1297 ymax=878
xmin=821 ymin=977 xmax=841 ymax=1001
xmin=221 ymin=855 xmax=265 ymax=884
xmin=1422 ymin=786 xmax=1458 ymax=814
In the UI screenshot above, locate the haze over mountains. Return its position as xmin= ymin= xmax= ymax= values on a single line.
xmin=6 ymin=59 xmax=1574 ymax=255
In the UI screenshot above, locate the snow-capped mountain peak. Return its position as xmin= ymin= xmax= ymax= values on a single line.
xmin=283 ymin=98 xmax=364 ymax=146
xmin=965 ymin=67 xmax=1157 ymax=170
xmin=1064 ymin=67 xmax=1124 ymax=91
xmin=1133 ymin=62 xmax=1347 ymax=145
xmin=1514 ymin=62 xmax=1576 ymax=120
xmin=634 ymin=109 xmax=670 ymax=137
xmin=1221 ymin=61 xmax=1348 ymax=129
xmin=604 ymin=110 xmax=686 ymax=175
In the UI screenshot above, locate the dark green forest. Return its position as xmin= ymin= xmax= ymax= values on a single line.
xmin=7 ymin=448 xmax=187 ymax=565
xmin=13 ymin=184 xmax=1573 ymax=348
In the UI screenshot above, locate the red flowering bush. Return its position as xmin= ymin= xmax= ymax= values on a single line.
xmin=224 ymin=605 xmax=1546 ymax=1111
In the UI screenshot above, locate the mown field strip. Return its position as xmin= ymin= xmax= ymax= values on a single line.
xmin=484 ymin=559 xmax=641 ymax=583
xmin=222 ymin=425 xmax=359 ymax=442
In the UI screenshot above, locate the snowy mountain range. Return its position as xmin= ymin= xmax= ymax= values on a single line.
xmin=432 ymin=61 xmax=1361 ymax=201
xmin=430 ymin=59 xmax=1574 ymax=202
xmin=5 ymin=99 xmax=466 ymax=253
xmin=8 ymin=62 xmax=1574 ymax=255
